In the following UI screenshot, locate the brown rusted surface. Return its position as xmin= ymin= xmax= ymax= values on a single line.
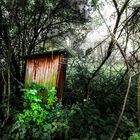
xmin=22 ymin=50 xmax=70 ymax=59
xmin=25 ymin=54 xmax=65 ymax=101
xmin=56 ymin=55 xmax=64 ymax=101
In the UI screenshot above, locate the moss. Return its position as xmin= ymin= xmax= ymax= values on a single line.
xmin=25 ymin=72 xmax=33 ymax=83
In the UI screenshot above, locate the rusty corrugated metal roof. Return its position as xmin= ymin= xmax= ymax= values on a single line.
xmin=22 ymin=49 xmax=72 ymax=59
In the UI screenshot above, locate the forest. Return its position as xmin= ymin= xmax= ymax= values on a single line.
xmin=0 ymin=0 xmax=140 ymax=140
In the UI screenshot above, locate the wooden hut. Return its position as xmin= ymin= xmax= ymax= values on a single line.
xmin=22 ymin=50 xmax=69 ymax=101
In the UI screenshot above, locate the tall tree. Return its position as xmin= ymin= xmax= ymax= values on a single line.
xmin=0 ymin=0 xmax=97 ymax=82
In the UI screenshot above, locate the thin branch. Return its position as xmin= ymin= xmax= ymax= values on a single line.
xmin=27 ymin=0 xmax=61 ymax=54
xmin=2 ymin=71 xmax=7 ymax=103
xmin=113 ymin=0 xmax=130 ymax=34
xmin=112 ymin=0 xmax=120 ymax=15
xmin=117 ymin=6 xmax=140 ymax=39
xmin=116 ymin=41 xmax=130 ymax=69
xmin=119 ymin=0 xmax=130 ymax=15
xmin=109 ymin=75 xmax=132 ymax=140
xmin=86 ymin=0 xmax=130 ymax=96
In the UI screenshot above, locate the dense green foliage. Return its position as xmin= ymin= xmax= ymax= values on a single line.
xmin=128 ymin=133 xmax=140 ymax=140
xmin=6 ymin=83 xmax=62 ymax=140
xmin=63 ymin=60 xmax=139 ymax=139
xmin=19 ymin=83 xmax=57 ymax=125
xmin=1 ymin=68 xmax=139 ymax=140
xmin=0 ymin=0 xmax=140 ymax=140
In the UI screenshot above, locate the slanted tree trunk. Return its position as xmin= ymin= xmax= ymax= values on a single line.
xmin=6 ymin=48 xmax=11 ymax=124
xmin=137 ymin=63 xmax=140 ymax=126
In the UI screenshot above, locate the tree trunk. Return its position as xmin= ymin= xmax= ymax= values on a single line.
xmin=137 ymin=63 xmax=140 ymax=126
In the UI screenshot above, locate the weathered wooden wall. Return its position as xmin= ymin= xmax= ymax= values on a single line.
xmin=25 ymin=54 xmax=64 ymax=100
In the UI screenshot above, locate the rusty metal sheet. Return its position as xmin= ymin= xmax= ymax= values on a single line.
xmin=25 ymin=55 xmax=59 ymax=88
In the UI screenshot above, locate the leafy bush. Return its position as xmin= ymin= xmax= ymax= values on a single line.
xmin=64 ymin=60 xmax=138 ymax=139
xmin=129 ymin=133 xmax=140 ymax=140
xmin=7 ymin=83 xmax=67 ymax=140
xmin=4 ymin=98 xmax=137 ymax=140
xmin=63 ymin=101 xmax=136 ymax=140
xmin=19 ymin=82 xmax=57 ymax=125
